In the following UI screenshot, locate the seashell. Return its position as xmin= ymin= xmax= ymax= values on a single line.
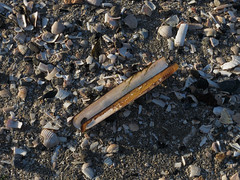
xmin=175 ymin=23 xmax=188 ymax=47
xmin=64 ymin=0 xmax=83 ymax=4
xmin=158 ymin=26 xmax=172 ymax=38
xmin=141 ymin=4 xmax=152 ymax=17
xmin=219 ymin=108 xmax=233 ymax=124
xmin=42 ymin=17 xmax=49 ymax=28
xmin=165 ymin=15 xmax=179 ymax=27
xmin=86 ymin=0 xmax=102 ymax=6
xmin=86 ymin=56 xmax=93 ymax=64
xmin=13 ymin=33 xmax=26 ymax=44
xmin=167 ymin=38 xmax=174 ymax=50
xmin=82 ymin=163 xmax=94 ymax=179
xmin=43 ymin=121 xmax=61 ymax=130
xmin=0 ymin=89 xmax=11 ymax=98
xmin=221 ymin=55 xmax=240 ymax=70
xmin=204 ymin=28 xmax=216 ymax=37
xmin=16 ymin=13 xmax=27 ymax=28
xmin=17 ymin=86 xmax=27 ymax=101
xmin=104 ymin=157 xmax=113 ymax=166
xmin=210 ymin=37 xmax=219 ymax=47
xmin=51 ymin=21 xmax=65 ymax=34
xmin=41 ymin=32 xmax=59 ymax=43
xmin=29 ymin=12 xmax=38 ymax=27
xmin=188 ymin=23 xmax=203 ymax=30
xmin=102 ymin=3 xmax=113 ymax=7
xmin=55 ymin=88 xmax=70 ymax=100
xmin=73 ymin=58 xmax=178 ymax=131
xmin=5 ymin=119 xmax=23 ymax=129
xmin=107 ymin=54 xmax=117 ymax=63
xmin=40 ymin=129 xmax=59 ymax=148
xmin=12 ymin=147 xmax=27 ymax=156
xmin=38 ymin=62 xmax=49 ymax=72
xmin=107 ymin=144 xmax=119 ymax=153
xmin=211 ymin=142 xmax=219 ymax=153
xmin=63 ymin=101 xmax=72 ymax=109
xmin=145 ymin=1 xmax=156 ymax=11
xmin=124 ymin=14 xmax=138 ymax=29
xmin=90 ymin=141 xmax=99 ymax=151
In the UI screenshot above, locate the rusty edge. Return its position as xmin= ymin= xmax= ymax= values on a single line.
xmin=79 ymin=63 xmax=178 ymax=132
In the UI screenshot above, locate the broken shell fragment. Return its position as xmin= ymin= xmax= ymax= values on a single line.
xmin=45 ymin=67 xmax=59 ymax=81
xmin=86 ymin=0 xmax=102 ymax=6
xmin=17 ymin=86 xmax=27 ymax=101
xmin=0 ymin=89 xmax=11 ymax=98
xmin=16 ymin=13 xmax=27 ymax=28
xmin=40 ymin=129 xmax=59 ymax=148
xmin=41 ymin=32 xmax=59 ymax=43
xmin=106 ymin=144 xmax=119 ymax=153
xmin=5 ymin=119 xmax=23 ymax=129
xmin=29 ymin=12 xmax=38 ymax=27
xmin=158 ymin=26 xmax=172 ymax=38
xmin=51 ymin=21 xmax=65 ymax=34
xmin=55 ymin=88 xmax=70 ymax=100
xmin=64 ymin=0 xmax=83 ymax=4
xmin=82 ymin=163 xmax=94 ymax=179
xmin=175 ymin=23 xmax=188 ymax=46
xmin=141 ymin=4 xmax=152 ymax=17
xmin=219 ymin=108 xmax=233 ymax=124
xmin=221 ymin=55 xmax=240 ymax=70
xmin=12 ymin=147 xmax=27 ymax=156
xmin=73 ymin=58 xmax=178 ymax=131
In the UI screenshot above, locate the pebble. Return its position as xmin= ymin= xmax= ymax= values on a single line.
xmin=199 ymin=125 xmax=212 ymax=133
xmin=128 ymin=123 xmax=139 ymax=132
xmin=124 ymin=14 xmax=138 ymax=29
xmin=89 ymin=141 xmax=99 ymax=151
xmin=189 ymin=165 xmax=201 ymax=178
xmin=210 ymin=37 xmax=219 ymax=47
xmin=51 ymin=21 xmax=65 ymax=34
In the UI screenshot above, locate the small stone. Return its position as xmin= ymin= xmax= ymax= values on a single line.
xmin=189 ymin=165 xmax=201 ymax=178
xmin=219 ymin=108 xmax=233 ymax=124
xmin=174 ymin=162 xmax=182 ymax=168
xmin=226 ymin=150 xmax=233 ymax=156
xmin=128 ymin=123 xmax=139 ymax=132
xmin=51 ymin=21 xmax=65 ymax=34
xmin=124 ymin=14 xmax=138 ymax=29
xmin=89 ymin=141 xmax=99 ymax=151
xmin=199 ymin=125 xmax=212 ymax=133
xmin=230 ymin=173 xmax=240 ymax=180
xmin=215 ymin=152 xmax=226 ymax=163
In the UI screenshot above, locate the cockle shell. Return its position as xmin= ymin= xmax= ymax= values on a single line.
xmin=17 ymin=86 xmax=27 ymax=101
xmin=158 ymin=26 xmax=172 ymax=38
xmin=40 ymin=129 xmax=59 ymax=148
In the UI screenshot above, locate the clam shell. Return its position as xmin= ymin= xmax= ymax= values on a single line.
xmin=106 ymin=144 xmax=119 ymax=153
xmin=40 ymin=129 xmax=59 ymax=148
xmin=221 ymin=55 xmax=240 ymax=70
xmin=82 ymin=163 xmax=94 ymax=179
xmin=51 ymin=21 xmax=65 ymax=34
xmin=17 ymin=86 xmax=27 ymax=101
xmin=158 ymin=26 xmax=172 ymax=38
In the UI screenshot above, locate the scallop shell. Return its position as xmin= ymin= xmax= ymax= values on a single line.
xmin=158 ymin=26 xmax=172 ymax=38
xmin=82 ymin=163 xmax=94 ymax=179
xmin=51 ymin=21 xmax=65 ymax=34
xmin=17 ymin=86 xmax=27 ymax=101
xmin=106 ymin=144 xmax=119 ymax=153
xmin=40 ymin=129 xmax=59 ymax=148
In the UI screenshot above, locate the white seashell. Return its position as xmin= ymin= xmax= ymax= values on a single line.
xmin=42 ymin=17 xmax=49 ymax=28
xmin=5 ymin=119 xmax=23 ymax=129
xmin=182 ymin=76 xmax=196 ymax=90
xmin=0 ymin=89 xmax=10 ymax=98
xmin=104 ymin=157 xmax=113 ymax=166
xmin=86 ymin=0 xmax=102 ymax=6
xmin=63 ymin=101 xmax=72 ymax=109
xmin=107 ymin=54 xmax=117 ymax=62
xmin=16 ymin=13 xmax=27 ymax=28
xmin=219 ymin=108 xmax=233 ymax=124
xmin=106 ymin=144 xmax=119 ymax=153
xmin=30 ymin=12 xmax=38 ymax=27
xmin=90 ymin=141 xmax=99 ymax=151
xmin=145 ymin=1 xmax=156 ymax=11
xmin=221 ymin=55 xmax=240 ymax=70
xmin=86 ymin=56 xmax=93 ymax=64
xmin=82 ymin=163 xmax=94 ymax=179
xmin=165 ymin=15 xmax=179 ymax=27
xmin=167 ymin=38 xmax=174 ymax=50
xmin=17 ymin=86 xmax=27 ymax=101
xmin=45 ymin=67 xmax=59 ymax=81
xmin=12 ymin=147 xmax=27 ymax=156
xmin=102 ymin=35 xmax=112 ymax=43
xmin=158 ymin=26 xmax=172 ymax=38
xmin=175 ymin=23 xmax=188 ymax=46
xmin=41 ymin=32 xmax=59 ymax=43
xmin=40 ymin=129 xmax=59 ymax=148
xmin=55 ymin=88 xmax=70 ymax=100
xmin=51 ymin=21 xmax=65 ymax=34
xmin=124 ymin=14 xmax=138 ymax=29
